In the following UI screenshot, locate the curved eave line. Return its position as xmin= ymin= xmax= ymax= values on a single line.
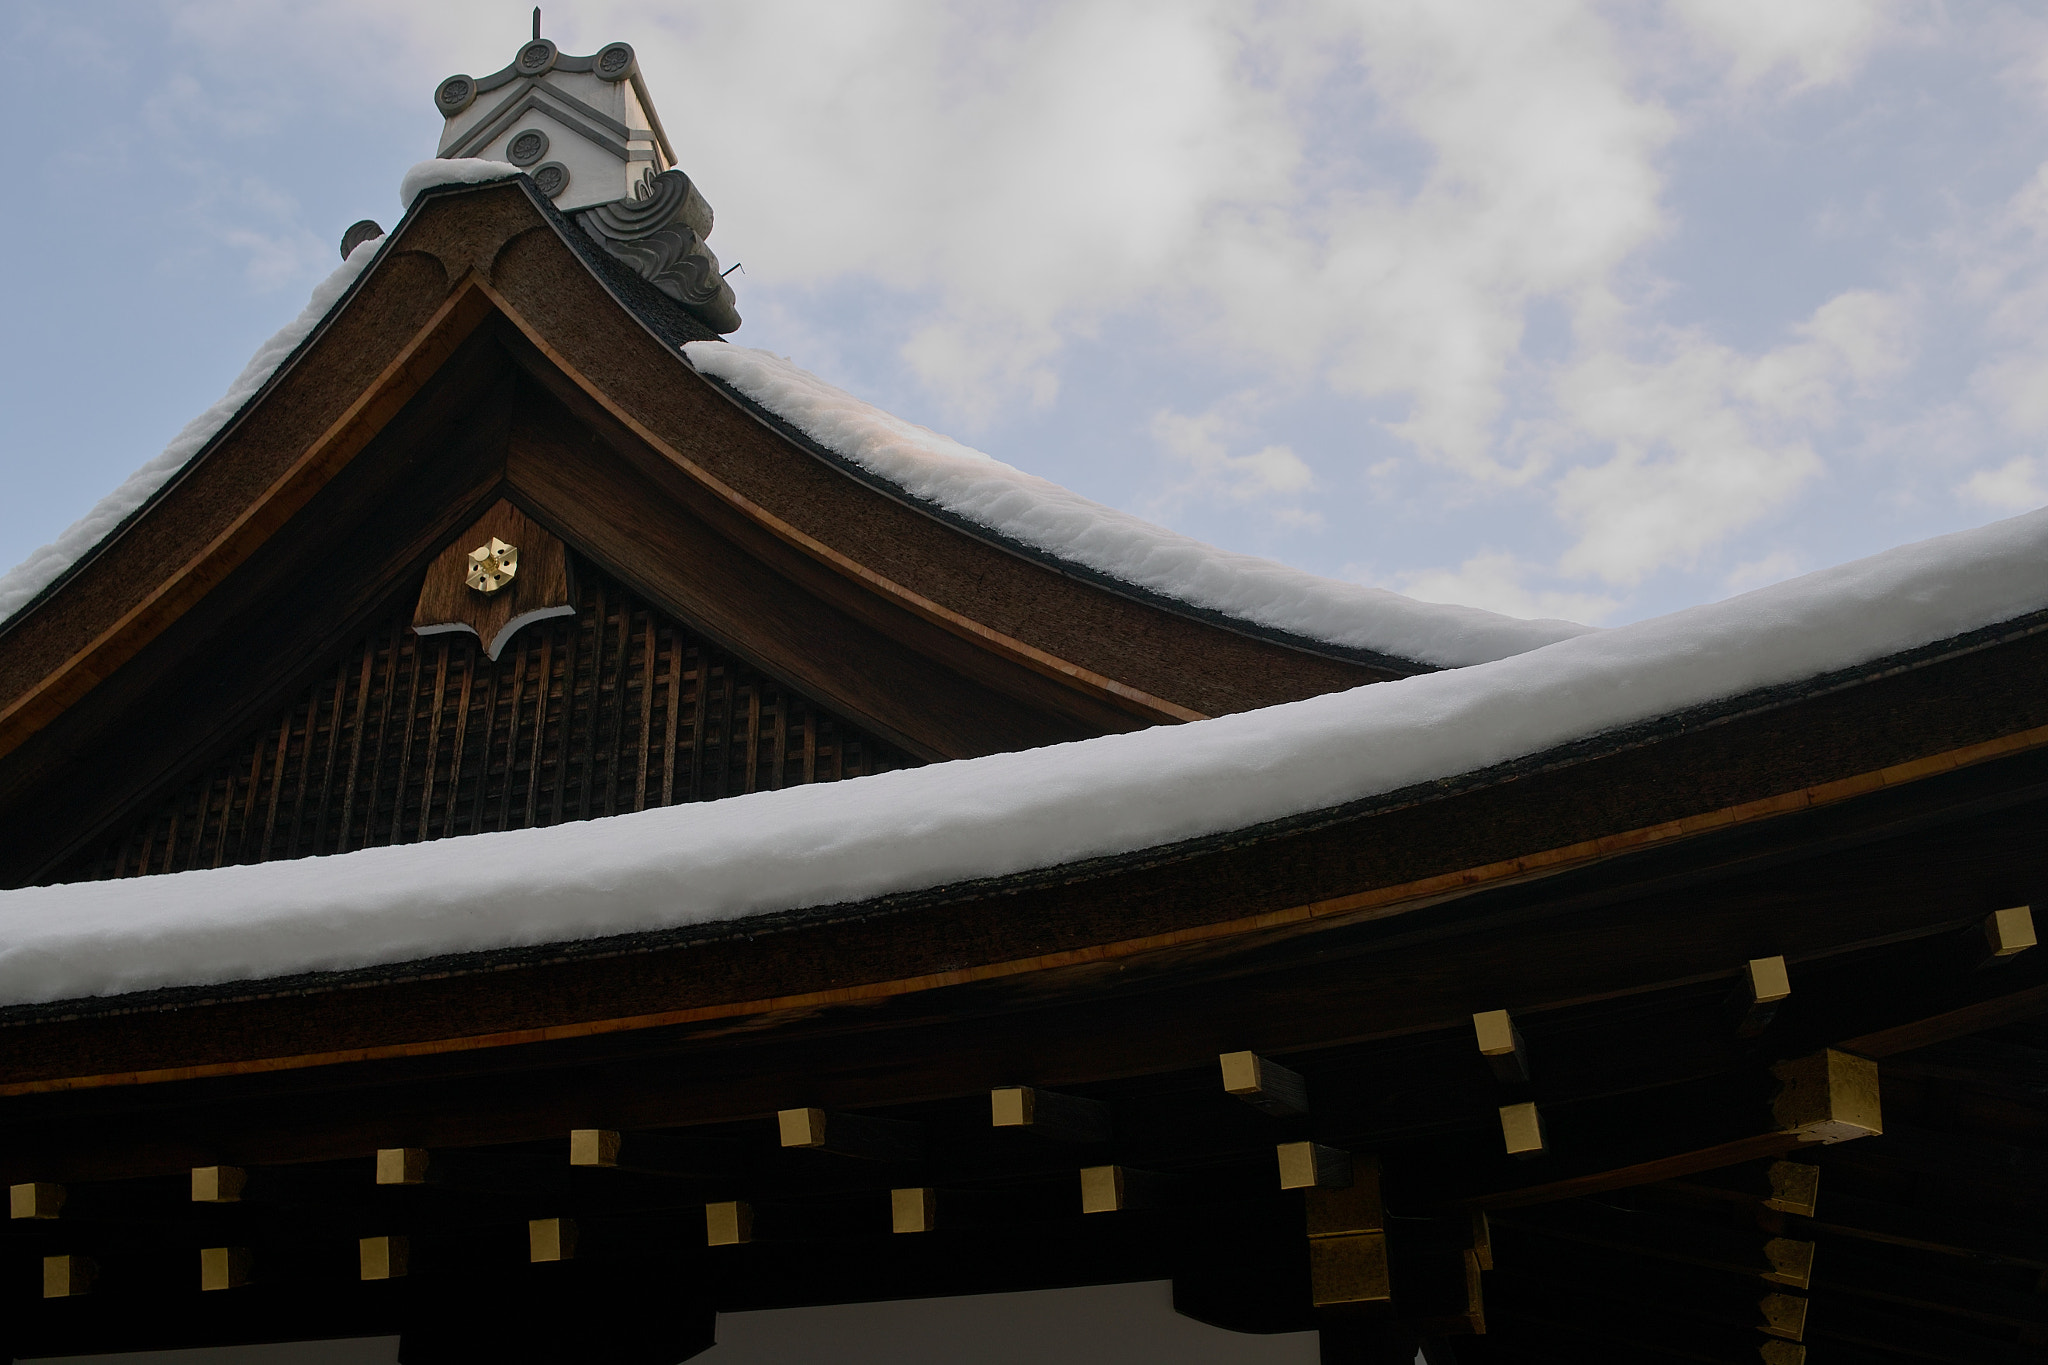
xmin=6 ymin=603 xmax=2044 ymax=1046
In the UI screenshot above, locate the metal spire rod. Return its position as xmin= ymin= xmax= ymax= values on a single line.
xmin=532 ymin=9 xmax=541 ymax=40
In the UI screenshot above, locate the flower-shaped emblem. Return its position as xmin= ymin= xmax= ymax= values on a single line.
xmin=466 ymin=538 xmax=519 ymax=593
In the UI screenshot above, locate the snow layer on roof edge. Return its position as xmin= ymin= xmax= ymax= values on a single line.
xmin=683 ymin=342 xmax=1592 ymax=668
xmin=4 ymin=503 xmax=2046 ymax=1008
xmin=0 ymin=235 xmax=386 ymax=627
xmin=0 ymin=161 xmax=517 ymax=630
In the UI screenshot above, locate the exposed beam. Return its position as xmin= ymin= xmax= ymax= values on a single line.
xmin=1472 ymin=1010 xmax=1530 ymax=1084
xmin=41 ymin=1254 xmax=94 ymax=1299
xmin=1079 ymin=1165 xmax=1173 ymax=1214
xmin=777 ymin=1108 xmax=922 ymax=1162
xmin=191 ymin=1166 xmax=247 ymax=1203
xmin=358 ymin=1235 xmax=408 ymax=1280
xmin=1498 ymin=1102 xmax=1546 ymax=1158
xmin=705 ymin=1200 xmax=752 ymax=1246
xmin=1495 ymin=1200 xmax=1814 ymax=1289
xmin=1277 ymin=1141 xmax=1353 ymax=1191
xmin=1734 ymin=956 xmax=1792 ymax=1038
xmin=989 ymin=1087 xmax=1112 ymax=1144
xmin=199 ymin=1246 xmax=252 ymax=1291
xmin=528 ymin=1217 xmax=576 ymax=1263
xmin=891 ymin=1187 xmax=937 ymax=1234
xmin=10 ymin=1181 xmax=64 ymax=1219
xmin=1982 ymin=905 xmax=2036 ymax=958
xmin=375 ymin=1148 xmax=429 ymax=1185
xmin=1219 ymin=1051 xmax=1309 ymax=1117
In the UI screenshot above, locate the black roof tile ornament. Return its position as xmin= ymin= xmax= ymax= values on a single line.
xmin=433 ymin=33 xmax=740 ymax=333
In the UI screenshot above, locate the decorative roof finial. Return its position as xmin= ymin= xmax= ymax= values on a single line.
xmin=429 ymin=33 xmax=741 ymax=333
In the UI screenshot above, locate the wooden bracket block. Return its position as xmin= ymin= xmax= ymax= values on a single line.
xmin=191 ymin=1166 xmax=247 ymax=1203
xmin=1219 ymin=1051 xmax=1309 ymax=1116
xmin=199 ymin=1246 xmax=252 ymax=1291
xmin=1733 ymin=956 xmax=1792 ymax=1037
xmin=528 ymin=1217 xmax=577 ymax=1263
xmin=1983 ymin=906 xmax=2037 ymax=958
xmin=1759 ymin=1291 xmax=1807 ymax=1341
xmin=891 ymin=1187 xmax=938 ymax=1234
xmin=705 ymin=1201 xmax=753 ymax=1246
xmin=777 ymin=1107 xmax=922 ymax=1161
xmin=990 ymin=1087 xmax=1113 ymax=1143
xmin=359 ymin=1235 xmax=409 ymax=1281
xmin=1469 ymin=1211 xmax=1493 ymax=1271
xmin=376 ymin=1149 xmax=430 ymax=1185
xmin=1079 ymin=1165 xmax=1174 ymax=1214
xmin=569 ymin=1129 xmax=622 ymax=1168
xmin=1498 ymin=1102 xmax=1546 ymax=1158
xmin=1761 ymin=1237 xmax=1814 ymax=1290
xmin=42 ymin=1254 xmax=95 ymax=1299
xmin=11 ymin=1182 xmax=65 ymax=1219
xmin=1308 ymin=1232 xmax=1391 ymax=1310
xmin=1764 ymin=1162 xmax=1820 ymax=1217
xmin=1772 ymin=1049 xmax=1881 ymax=1144
xmin=1472 ymin=1010 xmax=1531 ymax=1084
xmin=1277 ymin=1141 xmax=1354 ymax=1191
xmin=1305 ymin=1155 xmax=1391 ymax=1312
xmin=1759 ymin=1341 xmax=1806 ymax=1365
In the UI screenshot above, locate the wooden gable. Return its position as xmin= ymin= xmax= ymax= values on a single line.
xmin=0 ymin=179 xmax=1403 ymax=888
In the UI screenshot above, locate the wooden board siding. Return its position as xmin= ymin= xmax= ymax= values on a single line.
xmin=53 ymin=556 xmax=916 ymax=883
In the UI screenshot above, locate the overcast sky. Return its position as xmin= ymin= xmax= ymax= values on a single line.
xmin=5 ymin=1 xmax=2047 ymax=631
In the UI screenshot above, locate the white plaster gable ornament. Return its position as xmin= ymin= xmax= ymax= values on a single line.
xmin=429 ymin=12 xmax=741 ymax=333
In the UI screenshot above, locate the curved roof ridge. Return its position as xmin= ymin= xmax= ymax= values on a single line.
xmin=683 ymin=344 xmax=1594 ymax=670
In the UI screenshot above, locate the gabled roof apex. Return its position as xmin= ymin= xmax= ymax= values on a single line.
xmin=432 ymin=28 xmax=676 ymax=214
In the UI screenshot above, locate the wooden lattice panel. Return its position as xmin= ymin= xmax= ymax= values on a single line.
xmin=57 ymin=559 xmax=918 ymax=882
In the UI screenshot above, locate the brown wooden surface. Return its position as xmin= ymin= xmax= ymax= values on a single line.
xmin=55 ymin=557 xmax=918 ymax=882
xmin=0 ymin=181 xmax=1398 ymax=782
xmin=411 ymin=499 xmax=571 ymax=659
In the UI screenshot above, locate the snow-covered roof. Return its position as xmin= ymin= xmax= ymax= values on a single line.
xmin=684 ymin=344 xmax=1590 ymax=669
xmin=0 ymin=164 xmax=1582 ymax=666
xmin=0 ymin=161 xmax=520 ymax=630
xmin=3 ymin=500 xmax=2045 ymax=1009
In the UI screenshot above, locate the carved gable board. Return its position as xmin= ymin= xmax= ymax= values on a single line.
xmin=413 ymin=499 xmax=574 ymax=659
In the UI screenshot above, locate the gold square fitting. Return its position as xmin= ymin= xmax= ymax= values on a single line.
xmin=465 ymin=538 xmax=519 ymax=593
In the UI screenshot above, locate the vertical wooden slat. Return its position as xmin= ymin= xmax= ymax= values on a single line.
xmin=209 ymin=759 xmax=242 ymax=869
xmin=309 ymin=662 xmax=350 ymax=856
xmin=497 ymin=635 xmax=530 ymax=831
xmin=802 ymin=704 xmax=817 ymax=785
xmin=465 ymin=643 xmax=503 ymax=836
xmin=602 ymin=596 xmax=633 ymax=817
xmin=283 ymin=691 xmax=317 ymax=858
xmin=769 ymin=692 xmax=787 ymax=791
xmin=413 ymin=644 xmax=452 ymax=843
xmin=334 ymin=629 xmax=381 ymax=853
xmin=686 ymin=649 xmax=711 ymax=802
xmin=440 ymin=641 xmax=478 ymax=839
xmin=742 ymin=687 xmax=761 ymax=794
xmin=633 ymin=615 xmax=657 ymax=812
xmin=660 ymin=634 xmax=683 ymax=808
xmin=550 ymin=605 xmax=584 ymax=827
xmin=353 ymin=625 xmax=404 ymax=850
xmin=526 ymin=630 xmax=556 ymax=829
xmin=576 ymin=583 xmax=609 ymax=822
xmin=387 ymin=635 xmax=430 ymax=845
xmin=256 ymin=709 xmax=293 ymax=861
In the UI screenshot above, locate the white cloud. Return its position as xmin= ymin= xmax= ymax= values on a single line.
xmin=1722 ymin=550 xmax=1804 ymax=595
xmin=1149 ymin=403 xmax=1317 ymax=520
xmin=1669 ymin=0 xmax=1898 ymax=89
xmin=1552 ymin=290 xmax=1908 ymax=585
xmin=1376 ymin=551 xmax=1618 ymax=624
xmin=1959 ymin=456 xmax=2048 ymax=511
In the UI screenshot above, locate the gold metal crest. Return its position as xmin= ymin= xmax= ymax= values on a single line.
xmin=466 ymin=538 xmax=519 ymax=593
